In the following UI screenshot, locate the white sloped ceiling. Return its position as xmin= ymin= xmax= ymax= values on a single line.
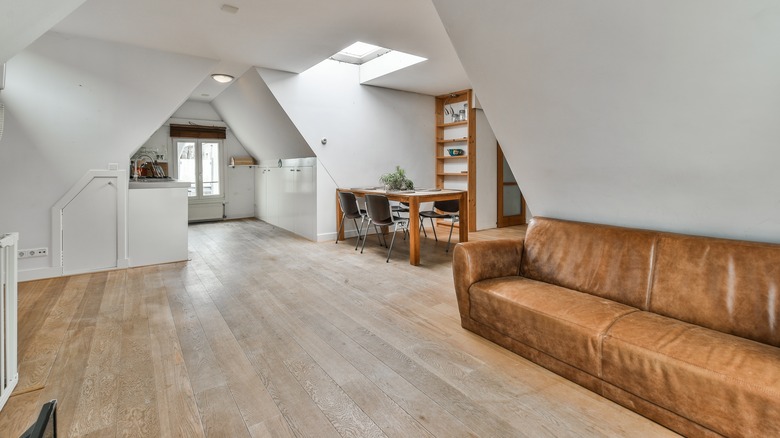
xmin=433 ymin=0 xmax=780 ymax=242
xmin=1 ymin=0 xmax=86 ymax=64
xmin=210 ymin=68 xmax=313 ymax=162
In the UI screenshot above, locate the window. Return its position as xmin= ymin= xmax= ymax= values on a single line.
xmin=176 ymin=139 xmax=223 ymax=198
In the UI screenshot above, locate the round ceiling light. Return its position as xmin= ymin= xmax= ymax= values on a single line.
xmin=211 ymin=74 xmax=235 ymax=83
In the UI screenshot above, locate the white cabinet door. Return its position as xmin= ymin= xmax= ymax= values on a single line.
xmin=62 ymin=177 xmax=117 ymax=274
xmin=254 ymin=160 xmax=317 ymax=240
xmin=257 ymin=167 xmax=282 ymax=227
xmin=295 ymin=166 xmax=316 ymax=240
xmin=129 ymin=187 xmax=188 ymax=267
xmin=256 ymin=168 xmax=268 ymax=221
xmin=285 ymin=166 xmax=299 ymax=232
xmin=267 ymin=167 xmax=284 ymax=227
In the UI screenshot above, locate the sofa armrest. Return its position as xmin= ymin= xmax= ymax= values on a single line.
xmin=452 ymin=239 xmax=524 ymax=326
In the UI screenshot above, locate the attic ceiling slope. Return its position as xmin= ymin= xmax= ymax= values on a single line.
xmin=51 ymin=0 xmax=469 ymax=97
xmin=1 ymin=0 xmax=86 ymax=63
xmin=2 ymin=32 xmax=219 ymax=186
xmin=433 ymin=0 xmax=780 ymax=243
xmin=211 ymin=68 xmax=313 ymax=162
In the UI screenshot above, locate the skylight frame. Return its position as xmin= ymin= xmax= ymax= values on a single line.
xmin=330 ymin=41 xmax=392 ymax=65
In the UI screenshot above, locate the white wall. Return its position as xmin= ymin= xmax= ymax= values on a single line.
xmin=316 ymin=160 xmax=339 ymax=241
xmin=434 ymin=0 xmax=780 ymax=242
xmin=258 ymin=61 xmax=435 ymax=238
xmin=475 ymin=109 xmax=497 ymax=230
xmin=214 ymin=61 xmax=435 ymax=238
xmin=0 ymin=32 xmax=215 ymax=275
xmin=139 ymin=100 xmax=256 ymax=219
xmin=258 ymin=62 xmax=435 ymax=190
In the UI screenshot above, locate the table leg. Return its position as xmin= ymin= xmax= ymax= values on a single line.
xmin=459 ymin=191 xmax=469 ymax=244
xmin=408 ymin=198 xmax=420 ymax=265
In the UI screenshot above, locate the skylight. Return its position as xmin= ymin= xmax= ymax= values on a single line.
xmin=330 ymin=42 xmax=391 ymax=65
xmin=327 ymin=41 xmax=428 ymax=82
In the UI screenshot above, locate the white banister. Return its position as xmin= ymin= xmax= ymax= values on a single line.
xmin=0 ymin=232 xmax=19 ymax=412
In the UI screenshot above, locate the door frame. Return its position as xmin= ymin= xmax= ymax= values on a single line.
xmin=497 ymin=143 xmax=525 ymax=227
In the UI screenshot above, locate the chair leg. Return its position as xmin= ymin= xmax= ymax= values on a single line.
xmin=352 ymin=218 xmax=361 ymax=246
xmin=361 ymin=219 xmax=372 ymax=253
xmin=374 ymin=224 xmax=387 ymax=247
xmin=430 ymin=218 xmax=439 ymax=242
xmin=420 ymin=218 xmax=427 ymax=238
xmin=446 ymin=219 xmax=455 ymax=252
xmin=386 ymin=223 xmax=401 ymax=263
xmin=335 ymin=213 xmax=346 ymax=243
xmin=355 ymin=217 xmax=366 ymax=250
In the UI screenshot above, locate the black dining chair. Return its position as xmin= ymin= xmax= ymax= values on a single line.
xmin=391 ymin=202 xmax=409 ymax=214
xmin=419 ymin=199 xmax=459 ymax=252
xmin=336 ymin=191 xmax=369 ymax=250
xmin=361 ymin=194 xmax=409 ymax=262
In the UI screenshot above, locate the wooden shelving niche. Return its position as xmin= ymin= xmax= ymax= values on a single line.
xmin=435 ymin=89 xmax=476 ymax=231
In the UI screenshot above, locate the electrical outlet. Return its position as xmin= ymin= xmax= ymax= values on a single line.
xmin=17 ymin=247 xmax=48 ymax=258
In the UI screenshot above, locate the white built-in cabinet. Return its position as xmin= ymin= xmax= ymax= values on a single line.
xmin=129 ymin=186 xmax=189 ymax=267
xmin=62 ymin=177 xmax=118 ymax=274
xmin=257 ymin=167 xmax=280 ymax=225
xmin=256 ymin=157 xmax=317 ymax=241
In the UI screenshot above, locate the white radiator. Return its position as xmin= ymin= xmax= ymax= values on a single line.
xmin=188 ymin=201 xmax=225 ymax=222
xmin=0 ymin=233 xmax=19 ymax=412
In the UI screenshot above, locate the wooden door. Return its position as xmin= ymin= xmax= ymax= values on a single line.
xmin=497 ymin=144 xmax=525 ymax=227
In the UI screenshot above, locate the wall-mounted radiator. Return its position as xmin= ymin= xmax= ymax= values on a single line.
xmin=0 ymin=232 xmax=19 ymax=412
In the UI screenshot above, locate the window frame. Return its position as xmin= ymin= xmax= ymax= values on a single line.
xmin=172 ymin=138 xmax=226 ymax=202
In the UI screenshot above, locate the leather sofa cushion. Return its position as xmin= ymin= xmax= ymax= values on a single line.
xmin=470 ymin=276 xmax=637 ymax=376
xmin=650 ymin=234 xmax=780 ymax=347
xmin=520 ymin=218 xmax=656 ymax=309
xmin=602 ymin=311 xmax=780 ymax=438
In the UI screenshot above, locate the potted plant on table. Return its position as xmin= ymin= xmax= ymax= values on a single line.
xmin=380 ymin=165 xmax=415 ymax=191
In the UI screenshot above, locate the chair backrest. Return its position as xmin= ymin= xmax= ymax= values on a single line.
xmin=433 ymin=199 xmax=459 ymax=214
xmin=338 ymin=191 xmax=362 ymax=219
xmin=365 ymin=194 xmax=394 ymax=226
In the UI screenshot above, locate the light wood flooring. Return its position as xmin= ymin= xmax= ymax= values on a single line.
xmin=0 ymin=220 xmax=678 ymax=437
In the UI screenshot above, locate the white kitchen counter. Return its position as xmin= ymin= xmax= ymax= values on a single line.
xmin=129 ymin=179 xmax=191 ymax=189
xmin=129 ymin=184 xmax=188 ymax=267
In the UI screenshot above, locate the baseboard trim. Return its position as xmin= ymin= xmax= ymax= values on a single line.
xmin=19 ymin=267 xmax=62 ymax=282
xmin=319 ymin=228 xmax=366 ymax=243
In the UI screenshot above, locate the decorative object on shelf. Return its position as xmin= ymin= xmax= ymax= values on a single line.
xmin=230 ymin=156 xmax=255 ymax=166
xmin=448 ymin=148 xmax=465 ymax=156
xmin=379 ymin=165 xmax=415 ymax=191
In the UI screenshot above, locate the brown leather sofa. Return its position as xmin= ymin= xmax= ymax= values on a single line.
xmin=453 ymin=217 xmax=780 ymax=437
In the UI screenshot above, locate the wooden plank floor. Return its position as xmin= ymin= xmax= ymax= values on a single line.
xmin=0 ymin=219 xmax=678 ymax=437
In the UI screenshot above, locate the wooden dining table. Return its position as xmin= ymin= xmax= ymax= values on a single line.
xmin=336 ymin=187 xmax=469 ymax=265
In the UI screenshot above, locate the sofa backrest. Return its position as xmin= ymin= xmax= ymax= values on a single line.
xmin=649 ymin=234 xmax=780 ymax=347
xmin=520 ymin=217 xmax=657 ymax=309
